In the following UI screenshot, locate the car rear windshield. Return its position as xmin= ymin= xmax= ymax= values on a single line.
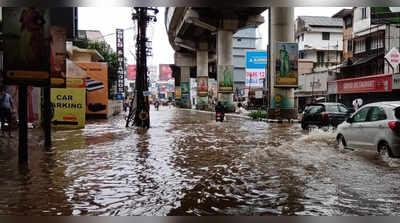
xmin=304 ymin=105 xmax=324 ymax=114
xmin=325 ymin=104 xmax=340 ymax=112
xmin=395 ymin=107 xmax=400 ymax=120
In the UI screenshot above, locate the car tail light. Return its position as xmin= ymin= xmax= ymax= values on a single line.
xmin=321 ymin=112 xmax=328 ymax=119
xmin=388 ymin=121 xmax=400 ymax=132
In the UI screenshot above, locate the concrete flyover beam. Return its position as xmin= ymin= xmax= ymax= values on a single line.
xmin=174 ymin=52 xmax=196 ymax=67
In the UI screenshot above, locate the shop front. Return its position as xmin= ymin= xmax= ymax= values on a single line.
xmin=330 ymin=73 xmax=397 ymax=108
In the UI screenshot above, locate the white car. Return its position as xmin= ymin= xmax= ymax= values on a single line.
xmin=336 ymin=101 xmax=400 ymax=158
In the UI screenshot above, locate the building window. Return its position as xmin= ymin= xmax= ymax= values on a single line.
xmin=322 ymin=32 xmax=330 ymax=40
xmin=361 ymin=8 xmax=367 ymax=20
xmin=347 ymin=40 xmax=353 ymax=52
xmin=317 ymin=51 xmax=325 ymax=64
xmin=345 ymin=16 xmax=353 ymax=28
xmin=354 ymin=39 xmax=366 ymax=53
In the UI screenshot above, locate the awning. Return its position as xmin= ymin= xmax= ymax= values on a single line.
xmin=341 ymin=52 xmax=384 ymax=69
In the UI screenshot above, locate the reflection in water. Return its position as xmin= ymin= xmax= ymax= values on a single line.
xmin=1 ymin=107 xmax=400 ymax=215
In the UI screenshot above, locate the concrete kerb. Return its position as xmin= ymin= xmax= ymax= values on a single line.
xmin=178 ymin=108 xmax=299 ymax=123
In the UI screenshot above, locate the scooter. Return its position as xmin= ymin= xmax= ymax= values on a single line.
xmin=216 ymin=112 xmax=224 ymax=122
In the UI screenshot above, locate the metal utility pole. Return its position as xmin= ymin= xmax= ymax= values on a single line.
xmin=126 ymin=7 xmax=158 ymax=128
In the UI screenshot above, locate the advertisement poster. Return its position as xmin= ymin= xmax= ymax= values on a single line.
xmin=50 ymin=26 xmax=67 ymax=88
xmin=51 ymin=88 xmax=86 ymax=129
xmin=76 ymin=62 xmax=108 ymax=116
xmin=175 ymin=87 xmax=181 ymax=99
xmin=246 ymin=51 xmax=267 ymax=89
xmin=116 ymin=29 xmax=125 ymax=94
xmin=159 ymin=64 xmax=173 ymax=81
xmin=197 ymin=77 xmax=208 ymax=97
xmin=371 ymin=7 xmax=400 ymax=24
xmin=218 ymin=65 xmax=234 ymax=92
xmin=127 ymin=65 xmax=136 ymax=80
xmin=2 ymin=7 xmax=51 ymax=86
xmin=275 ymin=42 xmax=298 ymax=86
xmin=181 ymin=82 xmax=190 ymax=94
xmin=208 ymin=79 xmax=218 ymax=100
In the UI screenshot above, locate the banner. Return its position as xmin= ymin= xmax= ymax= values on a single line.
xmin=127 ymin=65 xmax=136 ymax=80
xmin=245 ymin=51 xmax=267 ymax=89
xmin=2 ymin=8 xmax=51 ymax=86
xmin=49 ymin=26 xmax=67 ymax=88
xmin=51 ymin=88 xmax=86 ymax=129
xmin=275 ymin=42 xmax=298 ymax=86
xmin=175 ymin=87 xmax=181 ymax=99
xmin=116 ymin=28 xmax=125 ymax=94
xmin=197 ymin=76 xmax=208 ymax=97
xmin=159 ymin=64 xmax=173 ymax=81
xmin=76 ymin=62 xmax=108 ymax=115
xmin=337 ymin=74 xmax=392 ymax=94
xmin=181 ymin=82 xmax=190 ymax=94
xmin=218 ymin=65 xmax=234 ymax=92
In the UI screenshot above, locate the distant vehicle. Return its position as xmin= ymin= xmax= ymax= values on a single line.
xmin=300 ymin=103 xmax=354 ymax=130
xmin=336 ymin=101 xmax=400 ymax=158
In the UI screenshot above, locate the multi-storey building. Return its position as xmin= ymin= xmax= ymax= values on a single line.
xmin=329 ymin=7 xmax=400 ymax=107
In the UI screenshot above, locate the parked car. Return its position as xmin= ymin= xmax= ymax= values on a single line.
xmin=336 ymin=101 xmax=400 ymax=158
xmin=300 ymin=103 xmax=354 ymax=130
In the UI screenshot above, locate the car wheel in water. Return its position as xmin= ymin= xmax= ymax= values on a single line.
xmin=378 ymin=141 xmax=393 ymax=158
xmin=337 ymin=134 xmax=346 ymax=151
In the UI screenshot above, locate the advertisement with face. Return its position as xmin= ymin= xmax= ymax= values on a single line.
xmin=50 ymin=26 xmax=67 ymax=88
xmin=76 ymin=62 xmax=108 ymax=116
xmin=159 ymin=64 xmax=173 ymax=81
xmin=217 ymin=65 xmax=234 ymax=92
xmin=275 ymin=42 xmax=298 ymax=86
xmin=197 ymin=77 xmax=208 ymax=97
xmin=2 ymin=7 xmax=51 ymax=86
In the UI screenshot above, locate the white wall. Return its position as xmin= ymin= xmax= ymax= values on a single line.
xmin=299 ymin=32 xmax=343 ymax=51
xmin=353 ymin=7 xmax=371 ymax=35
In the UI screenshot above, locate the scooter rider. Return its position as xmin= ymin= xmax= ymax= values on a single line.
xmin=215 ymin=101 xmax=225 ymax=119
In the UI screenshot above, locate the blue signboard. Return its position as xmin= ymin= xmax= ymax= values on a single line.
xmin=246 ymin=51 xmax=268 ymax=69
xmin=115 ymin=93 xmax=124 ymax=100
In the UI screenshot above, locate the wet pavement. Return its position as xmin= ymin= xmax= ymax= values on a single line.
xmin=1 ymin=106 xmax=400 ymax=216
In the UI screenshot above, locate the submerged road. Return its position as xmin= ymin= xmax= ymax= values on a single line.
xmin=1 ymin=106 xmax=400 ymax=215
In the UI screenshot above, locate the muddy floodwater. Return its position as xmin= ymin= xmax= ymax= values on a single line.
xmin=1 ymin=107 xmax=400 ymax=215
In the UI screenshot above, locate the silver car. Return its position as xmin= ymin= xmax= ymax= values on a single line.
xmin=336 ymin=101 xmax=400 ymax=158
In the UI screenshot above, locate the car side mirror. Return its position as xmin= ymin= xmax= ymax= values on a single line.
xmin=346 ymin=117 xmax=353 ymax=123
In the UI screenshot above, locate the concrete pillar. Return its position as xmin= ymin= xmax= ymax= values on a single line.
xmin=196 ymin=41 xmax=209 ymax=110
xmin=217 ymin=30 xmax=234 ymax=111
xmin=269 ymin=7 xmax=296 ymax=119
xmin=180 ymin=66 xmax=191 ymax=108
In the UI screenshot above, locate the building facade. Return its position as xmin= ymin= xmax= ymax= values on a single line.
xmin=295 ymin=15 xmax=344 ymax=109
xmin=330 ymin=7 xmax=400 ymax=108
xmin=232 ymin=28 xmax=258 ymax=100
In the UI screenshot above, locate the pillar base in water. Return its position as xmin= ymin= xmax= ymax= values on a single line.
xmin=267 ymin=108 xmax=298 ymax=120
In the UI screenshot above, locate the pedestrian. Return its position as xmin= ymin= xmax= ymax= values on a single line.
xmin=0 ymin=86 xmax=14 ymax=137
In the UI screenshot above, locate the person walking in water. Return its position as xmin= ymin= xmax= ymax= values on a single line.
xmin=0 ymin=87 xmax=14 ymax=137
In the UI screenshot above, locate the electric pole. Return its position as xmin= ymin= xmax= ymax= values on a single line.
xmin=127 ymin=7 xmax=158 ymax=128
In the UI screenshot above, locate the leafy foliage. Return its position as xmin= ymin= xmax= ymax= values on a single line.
xmin=248 ymin=110 xmax=267 ymax=120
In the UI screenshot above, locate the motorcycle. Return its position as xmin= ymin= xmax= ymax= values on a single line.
xmin=155 ymin=103 xmax=160 ymax=111
xmin=216 ymin=112 xmax=224 ymax=122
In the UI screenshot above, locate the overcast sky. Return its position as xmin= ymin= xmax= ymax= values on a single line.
xmin=78 ymin=7 xmax=349 ymax=66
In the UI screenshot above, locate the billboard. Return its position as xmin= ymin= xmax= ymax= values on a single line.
xmin=181 ymin=82 xmax=190 ymax=94
xmin=275 ymin=42 xmax=298 ymax=86
xmin=197 ymin=76 xmax=208 ymax=97
xmin=246 ymin=51 xmax=267 ymax=89
xmin=371 ymin=7 xmax=400 ymax=24
xmin=2 ymin=8 xmax=51 ymax=86
xmin=116 ymin=29 xmax=125 ymax=94
xmin=175 ymin=86 xmax=181 ymax=99
xmin=2 ymin=8 xmax=73 ymax=87
xmin=127 ymin=65 xmax=136 ymax=80
xmin=76 ymin=62 xmax=108 ymax=116
xmin=51 ymin=88 xmax=86 ymax=129
xmin=217 ymin=65 xmax=234 ymax=92
xmin=159 ymin=64 xmax=173 ymax=81
xmin=336 ymin=74 xmax=392 ymax=94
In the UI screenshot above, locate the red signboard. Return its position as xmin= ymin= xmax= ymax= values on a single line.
xmin=159 ymin=64 xmax=172 ymax=81
xmin=337 ymin=74 xmax=392 ymax=94
xmin=127 ymin=65 xmax=136 ymax=80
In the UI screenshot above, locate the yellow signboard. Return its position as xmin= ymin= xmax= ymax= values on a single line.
xmin=51 ymin=88 xmax=86 ymax=129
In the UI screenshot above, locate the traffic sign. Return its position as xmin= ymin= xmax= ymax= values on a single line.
xmin=385 ymin=47 xmax=400 ymax=69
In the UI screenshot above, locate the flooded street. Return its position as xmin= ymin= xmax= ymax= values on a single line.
xmin=1 ymin=106 xmax=400 ymax=215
